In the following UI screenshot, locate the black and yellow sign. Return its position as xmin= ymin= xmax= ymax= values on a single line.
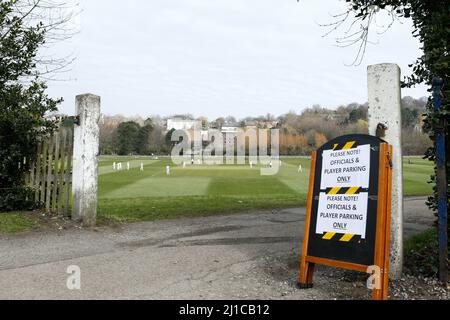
xmin=298 ymin=134 xmax=393 ymax=300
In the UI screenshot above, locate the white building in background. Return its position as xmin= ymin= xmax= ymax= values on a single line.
xmin=221 ymin=126 xmax=239 ymax=147
xmin=166 ymin=118 xmax=201 ymax=132
xmin=201 ymin=130 xmax=209 ymax=141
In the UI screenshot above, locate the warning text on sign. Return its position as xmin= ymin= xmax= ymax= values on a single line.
xmin=320 ymin=144 xmax=371 ymax=189
xmin=316 ymin=193 xmax=368 ymax=238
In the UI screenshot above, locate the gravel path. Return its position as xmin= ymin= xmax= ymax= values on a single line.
xmin=0 ymin=197 xmax=447 ymax=300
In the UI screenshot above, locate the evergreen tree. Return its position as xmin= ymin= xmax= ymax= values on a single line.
xmin=0 ymin=1 xmax=62 ymax=211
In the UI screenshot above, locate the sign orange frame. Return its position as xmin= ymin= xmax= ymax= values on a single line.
xmin=298 ymin=139 xmax=393 ymax=300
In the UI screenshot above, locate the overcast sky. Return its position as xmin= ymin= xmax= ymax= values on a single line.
xmin=46 ymin=0 xmax=427 ymax=119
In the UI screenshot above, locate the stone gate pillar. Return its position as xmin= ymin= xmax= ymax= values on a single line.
xmin=72 ymin=94 xmax=101 ymax=227
xmin=368 ymin=64 xmax=403 ymax=279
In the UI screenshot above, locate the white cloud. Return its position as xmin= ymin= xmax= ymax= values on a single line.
xmin=46 ymin=0 xmax=427 ymax=119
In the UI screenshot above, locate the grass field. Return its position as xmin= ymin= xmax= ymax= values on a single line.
xmin=402 ymin=157 xmax=434 ymax=196
xmin=0 ymin=213 xmax=36 ymax=233
xmin=97 ymin=156 xmax=433 ymax=222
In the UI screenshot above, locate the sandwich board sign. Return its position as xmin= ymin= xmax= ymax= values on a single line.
xmin=297 ymin=134 xmax=393 ymax=300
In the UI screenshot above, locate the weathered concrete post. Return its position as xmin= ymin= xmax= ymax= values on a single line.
xmin=72 ymin=94 xmax=101 ymax=227
xmin=367 ymin=63 xmax=403 ymax=279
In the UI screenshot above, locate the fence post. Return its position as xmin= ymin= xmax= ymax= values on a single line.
xmin=367 ymin=63 xmax=403 ymax=279
xmin=432 ymin=77 xmax=448 ymax=285
xmin=72 ymin=94 xmax=101 ymax=227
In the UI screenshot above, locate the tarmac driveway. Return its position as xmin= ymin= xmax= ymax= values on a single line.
xmin=0 ymin=197 xmax=435 ymax=299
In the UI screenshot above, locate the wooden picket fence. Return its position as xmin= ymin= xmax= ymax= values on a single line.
xmin=26 ymin=126 xmax=74 ymax=215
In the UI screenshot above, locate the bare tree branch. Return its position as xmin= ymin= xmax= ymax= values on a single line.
xmin=317 ymin=2 xmax=409 ymax=66
xmin=2 ymin=0 xmax=80 ymax=79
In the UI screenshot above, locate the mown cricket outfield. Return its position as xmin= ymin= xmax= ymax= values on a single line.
xmin=97 ymin=156 xmax=433 ymax=223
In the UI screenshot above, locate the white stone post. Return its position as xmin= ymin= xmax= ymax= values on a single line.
xmin=72 ymin=94 xmax=101 ymax=227
xmin=367 ymin=64 xmax=403 ymax=279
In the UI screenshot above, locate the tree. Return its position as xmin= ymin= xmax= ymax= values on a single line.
xmin=0 ymin=0 xmax=62 ymax=211
xmin=402 ymin=128 xmax=432 ymax=155
xmin=348 ymin=105 xmax=368 ymax=123
xmin=224 ymin=116 xmax=237 ymax=125
xmin=401 ymin=107 xmax=419 ymax=128
xmin=314 ymin=132 xmax=328 ymax=148
xmin=210 ymin=117 xmax=225 ymax=129
xmin=320 ymin=0 xmax=449 ymax=276
xmin=197 ymin=116 xmax=208 ymax=130
xmin=172 ymin=114 xmax=194 ymax=120
xmin=148 ymin=122 xmax=168 ymax=154
xmin=114 ymin=121 xmax=140 ymax=155
xmin=136 ymin=118 xmax=154 ymax=155
xmin=6 ymin=0 xmax=79 ymax=79
xmin=305 ymin=129 xmax=318 ymax=147
xmin=165 ymin=128 xmax=176 ymax=150
xmin=99 ymin=118 xmax=118 ymax=155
